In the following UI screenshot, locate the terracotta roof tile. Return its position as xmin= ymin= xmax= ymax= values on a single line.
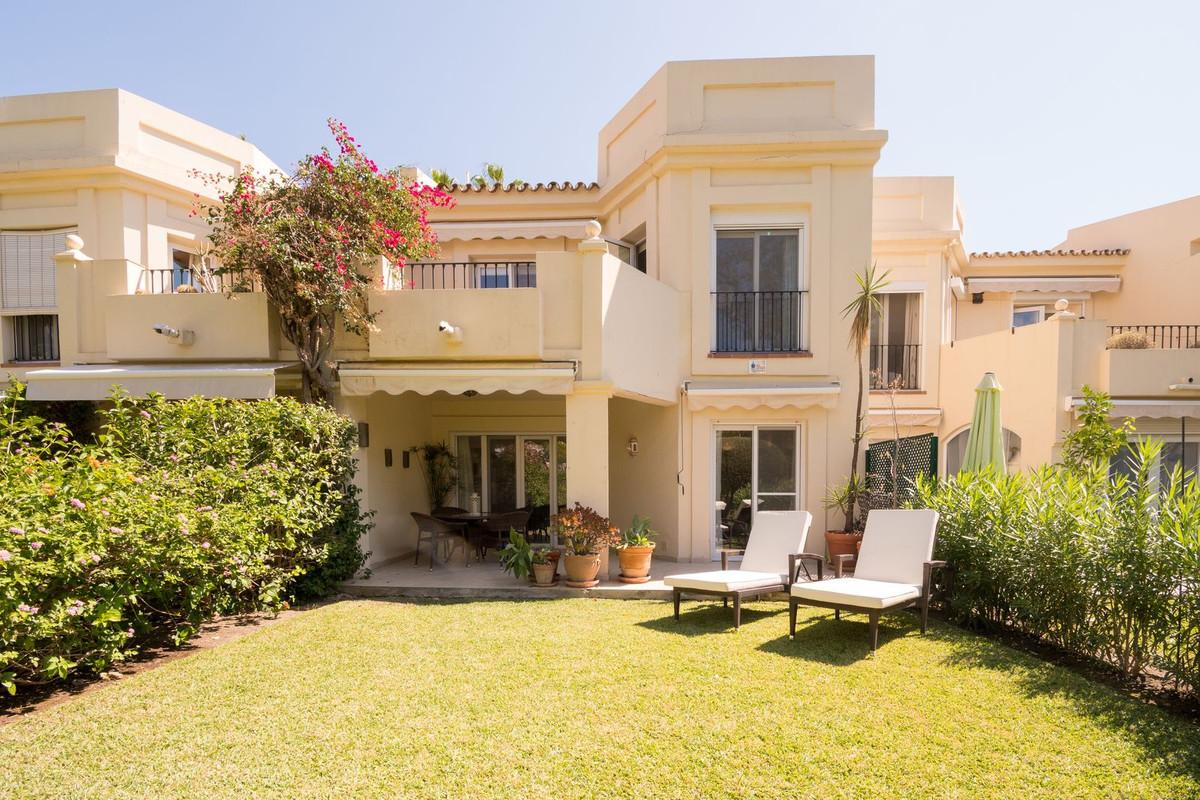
xmin=445 ymin=181 xmax=600 ymax=193
xmin=970 ymin=248 xmax=1130 ymax=259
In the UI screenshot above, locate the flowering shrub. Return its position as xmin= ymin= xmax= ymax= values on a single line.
xmin=552 ymin=503 xmax=620 ymax=556
xmin=194 ymin=120 xmax=454 ymax=402
xmin=0 ymin=385 xmax=369 ymax=695
xmin=915 ymin=444 xmax=1200 ymax=699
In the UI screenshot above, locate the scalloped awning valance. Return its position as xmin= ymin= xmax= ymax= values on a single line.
xmin=684 ymin=381 xmax=840 ymax=412
xmin=337 ymin=364 xmax=577 ymax=397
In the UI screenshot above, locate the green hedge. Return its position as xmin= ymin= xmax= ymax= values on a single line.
xmin=916 ymin=446 xmax=1199 ymax=697
xmin=0 ymin=387 xmax=369 ymax=695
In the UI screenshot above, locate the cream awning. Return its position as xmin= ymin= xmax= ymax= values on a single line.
xmin=24 ymin=363 xmax=297 ymax=401
xmin=967 ymin=276 xmax=1121 ymax=294
xmin=684 ymin=381 xmax=840 ymax=411
xmin=867 ymin=407 xmax=943 ymax=428
xmin=432 ymin=219 xmax=592 ymax=242
xmin=1067 ymin=396 xmax=1200 ymax=420
xmin=337 ymin=364 xmax=577 ymax=397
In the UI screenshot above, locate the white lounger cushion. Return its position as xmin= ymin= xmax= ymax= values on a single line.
xmin=854 ymin=509 xmax=939 ymax=586
xmin=791 ymin=577 xmax=920 ymax=610
xmin=665 ymin=570 xmax=785 ymax=593
xmin=740 ymin=510 xmax=813 ymax=576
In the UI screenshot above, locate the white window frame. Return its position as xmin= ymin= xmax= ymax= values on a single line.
xmin=710 ymin=423 xmax=804 ymax=561
xmin=1012 ymin=305 xmax=1046 ymax=328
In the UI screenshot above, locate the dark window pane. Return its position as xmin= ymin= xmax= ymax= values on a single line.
xmin=488 ymin=436 xmax=517 ymax=512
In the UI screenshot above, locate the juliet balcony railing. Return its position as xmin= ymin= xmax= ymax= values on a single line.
xmin=712 ymin=290 xmax=807 ymax=353
xmin=1107 ymin=325 xmax=1200 ymax=349
xmin=870 ymin=343 xmax=921 ymax=390
xmin=387 ymin=261 xmax=536 ymax=290
xmin=135 ymin=267 xmax=258 ymax=294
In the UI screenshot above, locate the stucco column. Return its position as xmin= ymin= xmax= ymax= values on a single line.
xmin=566 ymin=383 xmax=614 ymax=574
xmin=52 ymin=235 xmax=92 ymax=366
xmin=332 ymin=393 xmax=373 ymax=574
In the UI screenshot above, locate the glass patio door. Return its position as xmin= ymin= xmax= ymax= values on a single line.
xmin=456 ymin=434 xmax=566 ymax=524
xmin=713 ymin=426 xmax=800 ymax=560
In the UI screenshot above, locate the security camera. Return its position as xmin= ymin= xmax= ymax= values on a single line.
xmin=437 ymin=320 xmax=463 ymax=343
xmin=151 ymin=323 xmax=194 ymax=346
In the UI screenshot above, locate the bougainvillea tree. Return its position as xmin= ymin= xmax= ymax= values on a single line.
xmin=194 ymin=120 xmax=454 ymax=402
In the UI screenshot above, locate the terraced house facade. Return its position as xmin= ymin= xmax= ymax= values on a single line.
xmin=2 ymin=57 xmax=1198 ymax=569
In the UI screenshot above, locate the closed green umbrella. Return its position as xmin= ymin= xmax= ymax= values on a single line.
xmin=962 ymin=372 xmax=1006 ymax=473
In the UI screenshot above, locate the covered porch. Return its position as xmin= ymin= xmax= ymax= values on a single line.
xmin=336 ymin=361 xmax=684 ymax=581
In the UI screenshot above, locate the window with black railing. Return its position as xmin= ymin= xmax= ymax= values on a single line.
xmin=712 ymin=290 xmax=807 ymax=353
xmin=869 ymin=292 xmax=922 ymax=389
xmin=712 ymin=228 xmax=806 ymax=353
xmin=6 ymin=314 xmax=59 ymax=362
xmin=388 ymin=262 xmax=536 ymax=290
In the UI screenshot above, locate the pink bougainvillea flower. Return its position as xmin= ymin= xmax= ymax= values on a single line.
xmin=29 ymin=541 xmax=43 ymax=551
xmin=196 ymin=506 xmax=213 ymax=513
xmin=8 ymin=526 xmax=24 ymax=535
xmin=109 ymin=526 xmax=124 ymax=535
xmin=201 ymin=541 xmax=211 ymax=549
xmin=139 ymin=410 xmax=152 ymax=419
xmin=70 ymin=498 xmax=85 ymax=509
xmin=0 ymin=549 xmax=11 ymax=562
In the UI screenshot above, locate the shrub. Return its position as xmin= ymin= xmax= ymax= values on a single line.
xmin=1106 ymin=331 xmax=1152 ymax=349
xmin=915 ymin=447 xmax=1199 ymax=698
xmin=1061 ymin=385 xmax=1135 ymax=472
xmin=0 ymin=386 xmax=369 ymax=695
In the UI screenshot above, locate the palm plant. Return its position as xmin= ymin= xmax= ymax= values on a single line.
xmin=839 ymin=263 xmax=890 ymax=531
xmin=429 ymin=168 xmax=454 ymax=189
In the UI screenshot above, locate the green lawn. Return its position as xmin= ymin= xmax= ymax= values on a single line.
xmin=2 ymin=598 xmax=1198 ymax=799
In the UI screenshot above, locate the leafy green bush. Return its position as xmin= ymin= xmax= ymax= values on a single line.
xmin=916 ymin=444 xmax=1199 ymax=697
xmin=0 ymin=386 xmax=368 ymax=695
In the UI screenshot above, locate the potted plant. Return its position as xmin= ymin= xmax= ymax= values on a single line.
xmin=615 ymin=514 xmax=657 ymax=584
xmin=823 ymin=476 xmax=865 ymax=567
xmin=530 ymin=549 xmax=557 ymax=586
xmin=552 ymin=503 xmax=621 ymax=588
xmin=498 ymin=530 xmax=534 ymax=582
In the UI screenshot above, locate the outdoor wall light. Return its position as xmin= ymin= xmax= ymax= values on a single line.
xmin=627 ymin=437 xmax=639 ymax=456
xmin=151 ymin=323 xmax=195 ymax=346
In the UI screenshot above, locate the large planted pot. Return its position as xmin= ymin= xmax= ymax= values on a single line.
xmin=563 ymin=552 xmax=602 ymax=588
xmin=617 ymin=544 xmax=655 ymax=584
xmin=825 ymin=531 xmax=864 ymax=570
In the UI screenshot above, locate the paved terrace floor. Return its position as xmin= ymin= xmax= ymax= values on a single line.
xmin=340 ymin=553 xmax=825 ymax=600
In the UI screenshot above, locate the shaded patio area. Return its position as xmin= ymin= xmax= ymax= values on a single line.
xmin=340 ymin=556 xmax=721 ymax=599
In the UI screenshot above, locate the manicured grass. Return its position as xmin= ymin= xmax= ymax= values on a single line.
xmin=2 ymin=598 xmax=1198 ymax=799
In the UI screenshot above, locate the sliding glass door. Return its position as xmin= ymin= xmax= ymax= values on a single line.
xmin=713 ymin=426 xmax=801 ymax=560
xmin=456 ymin=434 xmax=567 ymax=520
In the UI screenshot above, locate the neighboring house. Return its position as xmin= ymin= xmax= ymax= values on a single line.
xmin=1 ymin=58 xmax=1197 ymax=569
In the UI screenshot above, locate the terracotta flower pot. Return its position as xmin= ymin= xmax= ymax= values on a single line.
xmin=617 ymin=544 xmax=655 ymax=584
xmin=825 ymin=531 xmax=864 ymax=570
xmin=528 ymin=550 xmax=561 ymax=584
xmin=532 ymin=561 xmax=557 ymax=587
xmin=563 ymin=553 xmax=601 ymax=588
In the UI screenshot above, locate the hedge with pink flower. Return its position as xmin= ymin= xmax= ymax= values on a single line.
xmin=0 ymin=384 xmax=369 ymax=696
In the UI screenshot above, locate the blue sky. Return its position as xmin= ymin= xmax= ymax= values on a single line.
xmin=4 ymin=0 xmax=1197 ymax=251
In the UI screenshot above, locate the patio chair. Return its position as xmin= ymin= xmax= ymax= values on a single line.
xmin=476 ymin=510 xmax=531 ymax=561
xmin=411 ymin=512 xmax=469 ymax=571
xmin=664 ymin=510 xmax=819 ymax=629
xmin=788 ymin=509 xmax=945 ymax=651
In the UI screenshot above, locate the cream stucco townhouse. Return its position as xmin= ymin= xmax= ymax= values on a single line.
xmin=2 ymin=57 xmax=1198 ymax=570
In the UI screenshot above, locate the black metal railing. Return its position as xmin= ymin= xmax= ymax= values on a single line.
xmin=712 ymin=290 xmax=807 ymax=353
xmin=1107 ymin=325 xmax=1200 ymax=349
xmin=8 ymin=314 xmax=59 ymax=362
xmin=137 ymin=267 xmax=258 ymax=294
xmin=870 ymin=343 xmax=921 ymax=390
xmin=390 ymin=262 xmax=536 ymax=290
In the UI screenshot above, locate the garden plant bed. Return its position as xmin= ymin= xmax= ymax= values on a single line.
xmin=1 ymin=598 xmax=1197 ymax=799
